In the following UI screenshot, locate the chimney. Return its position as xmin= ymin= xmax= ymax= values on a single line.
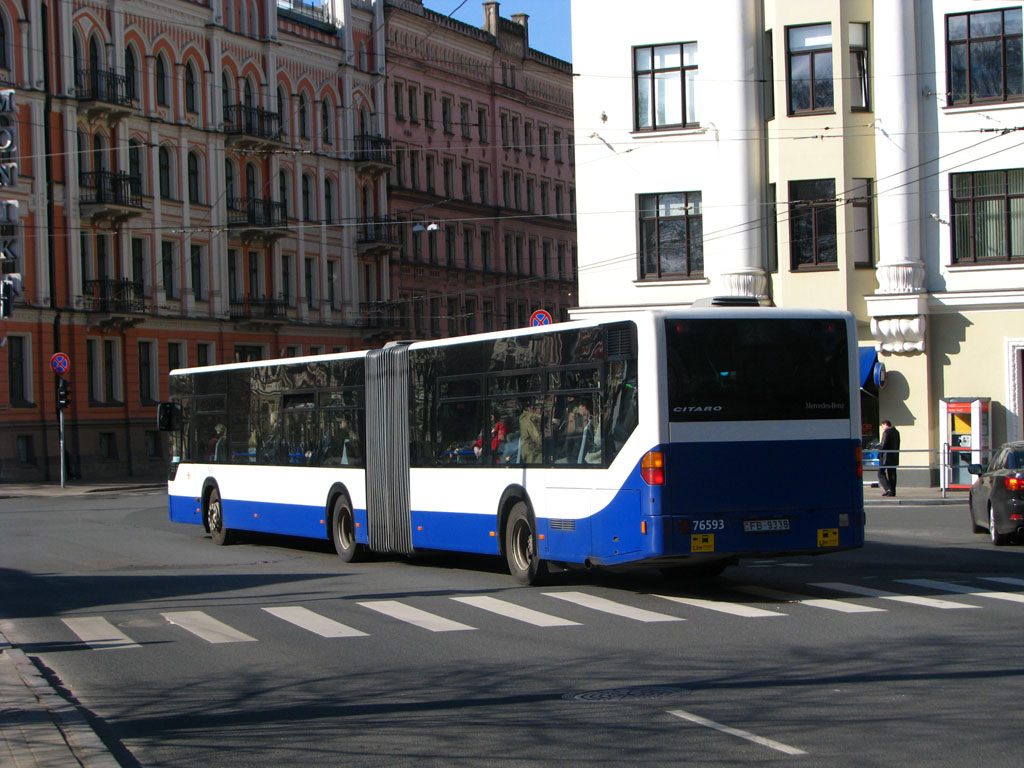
xmin=511 ymin=12 xmax=529 ymax=50
xmin=483 ymin=2 xmax=500 ymax=35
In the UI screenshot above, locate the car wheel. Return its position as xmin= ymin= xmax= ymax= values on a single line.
xmin=970 ymin=495 xmax=986 ymax=534
xmin=990 ymin=504 xmax=1008 ymax=546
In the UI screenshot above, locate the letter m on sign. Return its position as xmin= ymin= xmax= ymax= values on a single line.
xmin=0 ymin=90 xmax=14 ymax=112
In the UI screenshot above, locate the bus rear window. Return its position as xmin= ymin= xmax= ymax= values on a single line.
xmin=665 ymin=318 xmax=849 ymax=422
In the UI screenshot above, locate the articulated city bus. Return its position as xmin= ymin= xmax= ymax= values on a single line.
xmin=160 ymin=304 xmax=864 ymax=584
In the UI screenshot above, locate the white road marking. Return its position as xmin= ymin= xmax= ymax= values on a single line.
xmin=668 ymin=709 xmax=807 ymax=756
xmin=734 ymin=585 xmax=886 ymax=613
xmin=898 ymin=579 xmax=1024 ymax=604
xmin=357 ymin=600 xmax=475 ymax=632
xmin=263 ymin=606 xmax=368 ymax=637
xmin=655 ymin=595 xmax=785 ymax=618
xmin=810 ymin=583 xmax=978 ymax=610
xmin=161 ymin=611 xmax=257 ymax=643
xmin=543 ymin=592 xmax=683 ymax=622
xmin=451 ymin=596 xmax=580 ymax=627
xmin=61 ymin=617 xmax=141 ymax=650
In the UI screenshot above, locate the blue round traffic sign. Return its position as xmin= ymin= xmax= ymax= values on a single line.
xmin=50 ymin=352 xmax=70 ymax=376
xmin=530 ymin=309 xmax=553 ymax=327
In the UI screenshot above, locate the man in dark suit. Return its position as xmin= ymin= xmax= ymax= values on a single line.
xmin=878 ymin=420 xmax=901 ymax=496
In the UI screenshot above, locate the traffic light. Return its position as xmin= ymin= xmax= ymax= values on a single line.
xmin=57 ymin=378 xmax=70 ymax=409
xmin=0 ymin=278 xmax=11 ymax=318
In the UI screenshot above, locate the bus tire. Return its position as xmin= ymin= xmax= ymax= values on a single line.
xmin=206 ymin=487 xmax=233 ymax=546
xmin=505 ymin=502 xmax=547 ymax=585
xmin=331 ymin=496 xmax=364 ymax=563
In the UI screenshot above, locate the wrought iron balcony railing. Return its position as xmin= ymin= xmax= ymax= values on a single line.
xmin=227 ymin=197 xmax=288 ymax=229
xmin=82 ymin=278 xmax=146 ymax=314
xmin=277 ymin=0 xmax=332 ymax=23
xmin=76 ymin=69 xmax=135 ymax=108
xmin=223 ymin=104 xmax=282 ymax=142
xmin=356 ymin=216 xmax=401 ymax=245
xmin=353 ymin=134 xmax=393 ymax=166
xmin=229 ymin=297 xmax=288 ymax=320
xmin=79 ymin=171 xmax=144 ymax=208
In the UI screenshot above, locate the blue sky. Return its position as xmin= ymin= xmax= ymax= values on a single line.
xmin=420 ymin=0 xmax=572 ymax=61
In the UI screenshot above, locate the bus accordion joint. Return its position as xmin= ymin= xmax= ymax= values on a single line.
xmin=641 ymin=451 xmax=665 ymax=485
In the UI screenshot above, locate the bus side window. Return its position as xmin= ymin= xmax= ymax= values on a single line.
xmin=320 ymin=410 xmax=362 ymax=467
xmin=438 ymin=400 xmax=484 ymax=465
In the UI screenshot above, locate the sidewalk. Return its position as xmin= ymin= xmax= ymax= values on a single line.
xmin=0 ymin=482 xmax=164 ymax=499
xmin=862 ymin=484 xmax=967 ymax=506
xmin=0 ymin=631 xmax=120 ymax=768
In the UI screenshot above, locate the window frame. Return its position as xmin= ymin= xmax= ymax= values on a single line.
xmin=788 ymin=178 xmax=838 ymax=270
xmin=946 ymin=8 xmax=1023 ymax=107
xmin=637 ymin=191 xmax=704 ymax=280
xmin=950 ymin=168 xmax=1024 ymax=264
xmin=632 ymin=42 xmax=699 ymax=132
xmin=786 ymin=23 xmax=835 ymax=115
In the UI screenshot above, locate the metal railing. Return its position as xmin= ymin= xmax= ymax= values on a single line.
xmin=353 ymin=134 xmax=393 ymax=166
xmin=229 ymin=297 xmax=288 ymax=320
xmin=82 ymin=279 xmax=146 ymax=314
xmin=227 ymin=197 xmax=288 ymax=229
xmin=277 ymin=0 xmax=332 ymax=23
xmin=80 ymin=171 xmax=144 ymax=208
xmin=861 ymin=445 xmax=994 ymax=498
xmin=356 ymin=216 xmax=401 ymax=245
xmin=76 ymin=69 xmax=134 ymax=107
xmin=223 ymin=105 xmax=282 ymax=142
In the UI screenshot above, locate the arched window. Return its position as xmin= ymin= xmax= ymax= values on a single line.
xmin=225 ymin=160 xmax=236 ymax=206
xmin=156 ymin=54 xmax=169 ymax=106
xmin=185 ymin=63 xmax=197 ymax=113
xmin=158 ymin=146 xmax=172 ymax=198
xmin=276 ymin=87 xmax=286 ymax=135
xmin=87 ymin=37 xmax=101 ymax=96
xmin=245 ymin=163 xmax=257 ymax=200
xmin=221 ymin=72 xmax=232 ymax=122
xmin=244 ymin=79 xmax=254 ymax=108
xmin=124 ymin=47 xmax=138 ymax=100
xmin=321 ymin=99 xmax=332 ymax=144
xmin=92 ymin=133 xmax=106 ymax=172
xmin=279 ymin=170 xmax=289 ymax=217
xmin=0 ymin=12 xmax=9 ymax=69
xmin=128 ymin=139 xmax=144 ymax=193
xmin=187 ymin=152 xmax=201 ymax=203
xmin=298 ymin=94 xmax=308 ymax=138
xmin=76 ymin=130 xmax=86 ymax=178
xmin=324 ymin=179 xmax=334 ymax=224
xmin=301 ymin=175 xmax=312 ymax=221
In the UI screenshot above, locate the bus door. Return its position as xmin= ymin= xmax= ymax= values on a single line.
xmin=365 ymin=343 xmax=414 ymax=554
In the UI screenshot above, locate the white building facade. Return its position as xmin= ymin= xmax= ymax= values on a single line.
xmin=571 ymin=0 xmax=1024 ymax=485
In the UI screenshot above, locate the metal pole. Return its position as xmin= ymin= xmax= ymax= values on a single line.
xmin=59 ymin=407 xmax=65 ymax=489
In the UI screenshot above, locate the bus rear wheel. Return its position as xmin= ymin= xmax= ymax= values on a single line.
xmin=206 ymin=487 xmax=232 ymax=546
xmin=331 ymin=496 xmax=365 ymax=563
xmin=505 ymin=502 xmax=547 ymax=585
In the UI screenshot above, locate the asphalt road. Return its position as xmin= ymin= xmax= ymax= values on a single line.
xmin=2 ymin=490 xmax=1023 ymax=767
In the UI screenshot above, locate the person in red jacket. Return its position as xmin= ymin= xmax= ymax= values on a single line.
xmin=473 ymin=412 xmax=507 ymax=461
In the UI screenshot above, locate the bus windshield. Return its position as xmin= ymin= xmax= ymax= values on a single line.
xmin=665 ymin=317 xmax=849 ymax=422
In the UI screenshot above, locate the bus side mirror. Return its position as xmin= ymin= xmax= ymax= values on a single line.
xmin=157 ymin=402 xmax=182 ymax=431
xmin=967 ymin=463 xmax=983 ymax=475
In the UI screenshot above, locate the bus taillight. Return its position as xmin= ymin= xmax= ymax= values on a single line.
xmin=641 ymin=451 xmax=665 ymax=485
xmin=855 ymin=446 xmax=863 ymax=479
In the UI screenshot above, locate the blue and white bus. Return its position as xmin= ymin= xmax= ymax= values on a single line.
xmin=160 ymin=304 xmax=865 ymax=584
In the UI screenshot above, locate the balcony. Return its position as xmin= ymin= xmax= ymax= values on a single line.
xmin=79 ymin=171 xmax=145 ymax=225
xmin=352 ymin=135 xmax=393 ymax=176
xmin=76 ymin=69 xmax=135 ymax=119
xmin=277 ymin=0 xmax=336 ymax=27
xmin=227 ymin=197 xmax=289 ymax=244
xmin=229 ymin=297 xmax=288 ymax=322
xmin=223 ymin=105 xmax=283 ymax=149
xmin=356 ymin=216 xmax=400 ymax=256
xmin=82 ymin=279 xmax=146 ymax=316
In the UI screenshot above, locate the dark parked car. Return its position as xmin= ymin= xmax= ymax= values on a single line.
xmin=969 ymin=441 xmax=1024 ymax=545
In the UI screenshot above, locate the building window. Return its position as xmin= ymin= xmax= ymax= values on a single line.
xmin=305 ymin=257 xmax=316 ymax=308
xmin=442 ymin=97 xmax=453 ymax=134
xmin=477 ymin=107 xmax=487 ymax=142
xmin=539 ymin=126 xmax=548 ymax=159
xmin=17 ymin=435 xmax=35 ymax=465
xmin=788 ymin=24 xmax=833 ymax=114
xmin=298 ymin=94 xmax=308 ymax=138
xmin=461 ymin=163 xmax=472 ymax=202
xmin=423 ymin=91 xmax=434 ymax=128
xmin=327 ymin=259 xmax=340 ymax=309
xmin=99 ymin=432 xmax=118 ymax=460
xmin=187 ymin=152 xmax=202 ymax=204
xmin=324 ymin=179 xmax=334 ymax=224
xmin=191 ymin=244 xmax=205 ymax=300
xmin=478 ymin=167 xmax=489 ymax=205
xmin=302 ymin=175 xmax=313 ymax=221
xmin=197 ymin=342 xmax=214 ymax=367
xmin=947 ymin=8 xmax=1023 ymax=106
xmin=138 ymin=340 xmax=156 ymax=403
xmin=463 ymin=227 xmax=474 ymax=267
xmin=789 ymin=179 xmax=837 ymax=269
xmin=145 ymin=431 xmax=162 ymax=458
xmin=7 ymin=335 xmax=30 ymax=406
xmin=951 ymin=169 xmax=1024 ymax=264
xmin=408 ymin=85 xmax=418 ymax=123
xmin=851 ymin=178 xmax=874 ymax=267
xmin=156 ymin=54 xmax=169 ymax=106
xmin=443 ymin=158 xmax=453 ymax=198
xmin=281 ymin=253 xmax=293 ymax=305
xmin=524 ymin=122 xmax=534 ymax=155
xmin=639 ymin=191 xmax=703 ymax=279
xmin=131 ymin=238 xmax=147 ymax=296
xmin=185 ymin=63 xmax=198 ymax=113
xmin=849 ymin=23 xmax=870 ymax=111
xmin=158 ymin=146 xmax=172 ymax=199
xmin=393 ymin=81 xmax=404 ymax=119
xmin=633 ymin=43 xmax=698 ymax=130
xmin=168 ymin=340 xmax=185 ymax=372
xmin=125 ymin=47 xmax=138 ymax=100
xmin=554 ymin=130 xmax=563 ymax=163
xmin=161 ymin=240 xmax=177 ymax=298
xmin=460 ymin=103 xmax=471 ymax=139
xmin=480 ymin=230 xmax=491 ymax=271
xmin=501 ymin=113 xmax=509 ymax=149
xmin=322 ymin=100 xmax=332 ymax=144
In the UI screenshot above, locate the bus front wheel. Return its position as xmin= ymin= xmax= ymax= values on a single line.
xmin=505 ymin=502 xmax=547 ymax=585
xmin=331 ymin=496 xmax=365 ymax=563
xmin=206 ymin=487 xmax=233 ymax=546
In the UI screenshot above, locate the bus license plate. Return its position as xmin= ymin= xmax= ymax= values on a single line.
xmin=743 ymin=519 xmax=790 ymax=533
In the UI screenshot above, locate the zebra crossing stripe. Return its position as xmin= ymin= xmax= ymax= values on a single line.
xmin=980 ymin=577 xmax=1024 ymax=588
xmin=655 ymin=594 xmax=785 ymax=618
xmin=898 ymin=579 xmax=1024 ymax=604
xmin=61 ymin=617 xmax=141 ymax=650
xmin=451 ymin=595 xmax=581 ymax=627
xmin=357 ymin=600 xmax=475 ymax=632
xmin=263 ymin=606 xmax=368 ymax=637
xmin=543 ymin=591 xmax=683 ymax=622
xmin=734 ymin=586 xmax=886 ymax=613
xmin=810 ymin=583 xmax=979 ymax=610
xmin=161 ymin=611 xmax=257 ymax=643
